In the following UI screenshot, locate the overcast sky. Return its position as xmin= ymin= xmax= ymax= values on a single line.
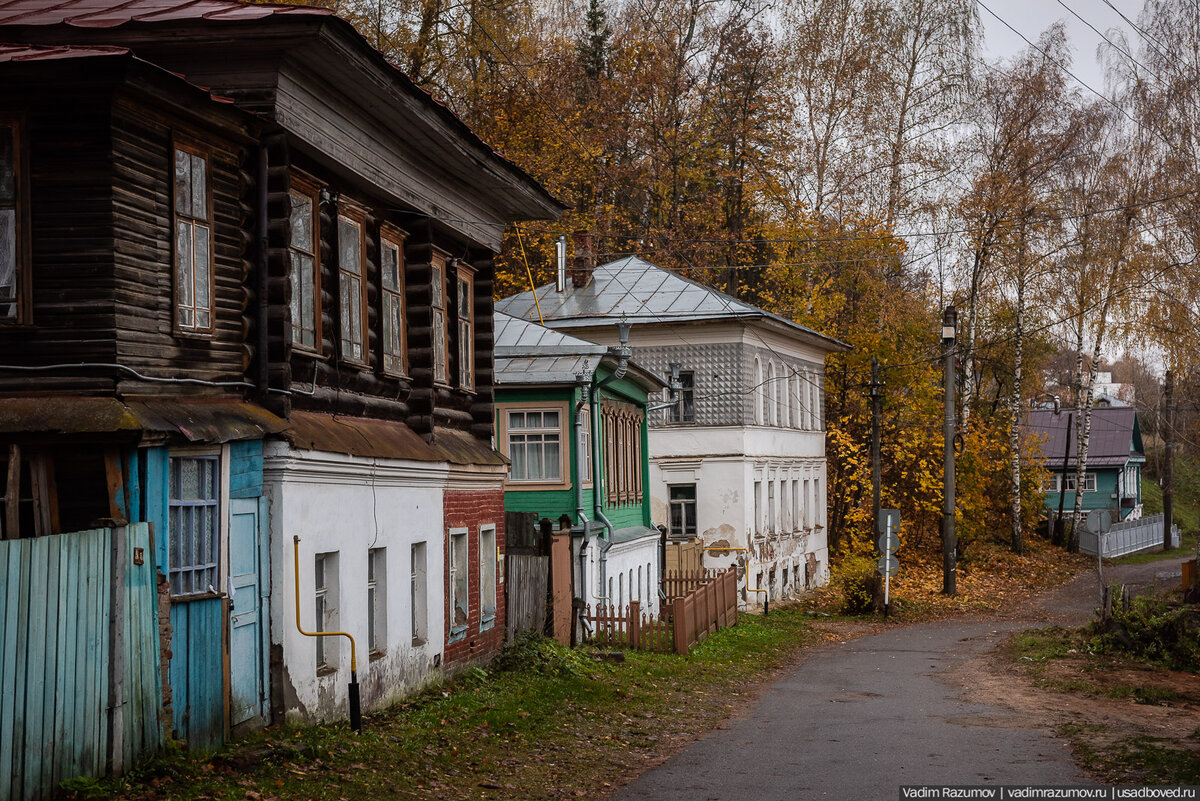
xmin=978 ymin=0 xmax=1148 ymax=96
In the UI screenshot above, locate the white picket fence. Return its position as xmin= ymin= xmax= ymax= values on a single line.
xmin=1078 ymin=512 xmax=1180 ymax=558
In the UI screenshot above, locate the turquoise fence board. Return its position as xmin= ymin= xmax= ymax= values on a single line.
xmin=169 ymin=597 xmax=224 ymax=751
xmin=0 ymin=526 xmax=161 ymax=800
xmin=0 ymin=547 xmax=12 ymax=801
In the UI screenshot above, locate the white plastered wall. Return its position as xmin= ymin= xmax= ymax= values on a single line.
xmin=264 ymin=442 xmax=448 ymax=723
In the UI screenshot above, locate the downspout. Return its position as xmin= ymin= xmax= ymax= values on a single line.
xmin=256 ymin=141 xmax=270 ymax=399
xmin=574 ymin=367 xmax=594 ymax=640
xmin=591 ymin=318 xmax=632 ymax=608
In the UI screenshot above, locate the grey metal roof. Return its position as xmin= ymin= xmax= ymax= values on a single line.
xmin=1026 ymin=406 xmax=1144 ymax=468
xmin=493 ymin=312 xmax=665 ymax=391
xmin=495 ymin=256 xmax=850 ymax=351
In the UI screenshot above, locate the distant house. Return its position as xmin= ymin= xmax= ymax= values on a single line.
xmin=1026 ymin=406 xmax=1146 ymax=522
xmin=0 ymin=0 xmax=563 ymax=789
xmin=493 ymin=312 xmax=667 ymax=626
xmin=497 ymin=244 xmax=850 ymax=608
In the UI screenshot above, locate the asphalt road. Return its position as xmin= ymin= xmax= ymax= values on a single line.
xmin=612 ymin=558 xmax=1185 ymax=801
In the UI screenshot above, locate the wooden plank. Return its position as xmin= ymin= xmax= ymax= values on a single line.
xmin=5 ymin=444 xmax=19 ymax=540
xmin=109 ymin=526 xmax=127 ymax=776
xmin=40 ymin=534 xmax=61 ymax=794
xmin=168 ymin=603 xmax=187 ymax=743
xmin=22 ymin=536 xmax=48 ymax=801
xmin=104 ymin=448 xmax=129 ymax=525
xmin=53 ymin=532 xmax=76 ymax=789
xmin=29 ymin=453 xmax=60 ymax=538
xmin=12 ymin=536 xmax=32 ymax=798
xmin=0 ymin=542 xmax=12 ymax=801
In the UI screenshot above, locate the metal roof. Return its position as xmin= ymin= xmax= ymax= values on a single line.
xmin=494 ymin=312 xmax=665 ymax=391
xmin=283 ymin=411 xmax=505 ymax=465
xmin=1026 ymin=406 xmax=1144 ymax=468
xmin=495 ymin=256 xmax=850 ymax=351
xmin=0 ymin=395 xmax=286 ymax=442
xmin=0 ymin=42 xmax=127 ymax=59
xmin=0 ymin=0 xmax=331 ymax=27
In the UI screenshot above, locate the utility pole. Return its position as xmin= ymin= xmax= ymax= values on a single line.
xmin=870 ymin=355 xmax=882 ymax=543
xmin=942 ymin=306 xmax=957 ymax=596
xmin=1164 ymin=369 xmax=1174 ymax=551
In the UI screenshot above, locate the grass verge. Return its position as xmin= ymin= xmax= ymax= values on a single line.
xmin=67 ymin=609 xmax=822 ymax=801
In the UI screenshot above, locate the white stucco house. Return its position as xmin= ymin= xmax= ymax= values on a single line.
xmin=497 ymin=253 xmax=850 ymax=608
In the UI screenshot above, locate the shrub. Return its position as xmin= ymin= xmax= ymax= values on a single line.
xmin=489 ymin=632 xmax=595 ymax=678
xmin=1093 ymin=596 xmax=1200 ymax=673
xmin=834 ymin=554 xmax=880 ymax=615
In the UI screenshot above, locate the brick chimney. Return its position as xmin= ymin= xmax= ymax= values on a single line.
xmin=570 ymin=230 xmax=594 ymax=289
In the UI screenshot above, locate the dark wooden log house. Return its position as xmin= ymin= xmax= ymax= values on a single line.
xmin=0 ymin=0 xmax=564 ymax=785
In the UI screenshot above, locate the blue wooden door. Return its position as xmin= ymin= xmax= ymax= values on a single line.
xmin=228 ymin=497 xmax=268 ymax=729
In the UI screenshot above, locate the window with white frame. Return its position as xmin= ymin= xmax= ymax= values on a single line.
xmin=1042 ymin=474 xmax=1060 ymax=493
xmin=754 ymin=479 xmax=763 ymax=535
xmin=457 ymin=263 xmax=474 ymax=389
xmin=802 ymin=478 xmax=810 ymax=527
xmin=449 ymin=528 xmax=469 ymax=637
xmin=411 ymin=541 xmax=427 ymax=645
xmin=168 ymin=454 xmax=220 ymax=597
xmin=479 ymin=524 xmax=496 ymax=627
xmin=791 ymin=479 xmax=799 ymax=530
xmin=755 ymin=358 xmax=765 ymax=424
xmin=1064 ymin=472 xmax=1097 ymax=493
xmin=173 ymin=146 xmax=213 ymax=333
xmin=507 ymin=409 xmax=562 ymax=483
xmin=768 ymin=479 xmax=776 ymax=533
xmin=367 ymin=548 xmax=386 ymax=659
xmin=767 ymin=363 xmax=776 ymax=426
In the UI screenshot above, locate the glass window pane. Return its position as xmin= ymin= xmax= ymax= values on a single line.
xmin=176 ymin=221 xmax=193 ymax=309
xmin=544 ymin=438 xmax=560 ymax=480
xmin=339 ymin=218 xmax=360 ymax=275
xmin=174 ymin=149 xmax=191 ymax=216
xmin=289 ymin=191 xmax=312 ymax=249
xmin=383 ymin=243 xmax=398 ymax=290
xmin=194 ymin=226 xmax=210 ymax=311
xmin=0 ymin=209 xmax=14 ymax=312
xmin=0 ymin=126 xmax=14 ymax=203
xmin=190 ymin=154 xmax=207 ymax=220
xmin=543 ymin=411 xmax=559 ymax=429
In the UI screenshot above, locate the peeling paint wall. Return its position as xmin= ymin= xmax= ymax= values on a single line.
xmin=264 ymin=442 xmax=448 ymax=724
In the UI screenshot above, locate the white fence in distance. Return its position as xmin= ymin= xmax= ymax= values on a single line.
xmin=1078 ymin=512 xmax=1180 ymax=558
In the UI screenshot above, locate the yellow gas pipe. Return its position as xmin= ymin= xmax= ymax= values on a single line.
xmin=293 ymin=535 xmax=361 ymax=731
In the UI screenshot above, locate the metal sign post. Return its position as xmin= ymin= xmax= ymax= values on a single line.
xmin=876 ymin=509 xmax=900 ymax=619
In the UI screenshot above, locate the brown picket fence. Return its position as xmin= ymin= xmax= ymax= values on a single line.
xmin=584 ymin=567 xmax=738 ymax=654
xmin=661 ymin=568 xmax=726 ymax=602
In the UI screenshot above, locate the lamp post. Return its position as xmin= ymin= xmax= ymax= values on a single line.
xmin=942 ymin=305 xmax=957 ymax=596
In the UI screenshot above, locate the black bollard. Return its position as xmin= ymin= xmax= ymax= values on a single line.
xmin=349 ymin=671 xmax=362 ymax=732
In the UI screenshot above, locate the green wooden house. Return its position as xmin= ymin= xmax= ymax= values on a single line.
xmin=1027 ymin=405 xmax=1145 ymax=521
xmin=493 ymin=312 xmax=667 ymax=619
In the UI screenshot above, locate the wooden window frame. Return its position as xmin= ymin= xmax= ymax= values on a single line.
xmin=336 ymin=206 xmax=368 ymax=366
xmin=0 ymin=115 xmax=31 ymax=326
xmin=456 ymin=261 xmax=475 ymax=391
xmin=171 ymin=140 xmax=216 ymax=336
xmin=287 ymin=175 xmax=322 ymax=354
xmin=668 ymin=484 xmax=697 ymax=537
xmin=601 ymin=400 xmax=643 ymax=507
xmin=578 ymin=406 xmax=593 ymax=487
xmin=496 ymin=401 xmax=571 ymax=491
xmin=667 ymin=371 xmax=695 ymax=424
xmin=431 ymin=250 xmax=450 ymax=386
xmin=380 ymin=224 xmax=408 ymax=378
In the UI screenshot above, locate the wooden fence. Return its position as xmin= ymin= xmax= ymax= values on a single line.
xmin=585 ymin=567 xmax=739 ymax=654
xmin=0 ymin=524 xmax=162 ymax=801
xmin=661 ymin=568 xmax=726 ymax=602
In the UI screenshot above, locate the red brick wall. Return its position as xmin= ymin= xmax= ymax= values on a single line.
xmin=442 ymin=488 xmax=506 ymax=666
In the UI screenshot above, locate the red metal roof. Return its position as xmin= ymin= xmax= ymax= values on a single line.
xmin=0 ymin=0 xmax=332 ymax=28
xmin=0 ymin=41 xmax=127 ymax=59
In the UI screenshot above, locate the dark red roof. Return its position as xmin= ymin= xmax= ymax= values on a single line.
xmin=0 ymin=41 xmax=126 ymax=59
xmin=0 ymin=0 xmax=331 ymax=27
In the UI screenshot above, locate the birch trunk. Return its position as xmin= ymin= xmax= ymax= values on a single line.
xmin=1009 ymin=243 xmax=1026 ymax=554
